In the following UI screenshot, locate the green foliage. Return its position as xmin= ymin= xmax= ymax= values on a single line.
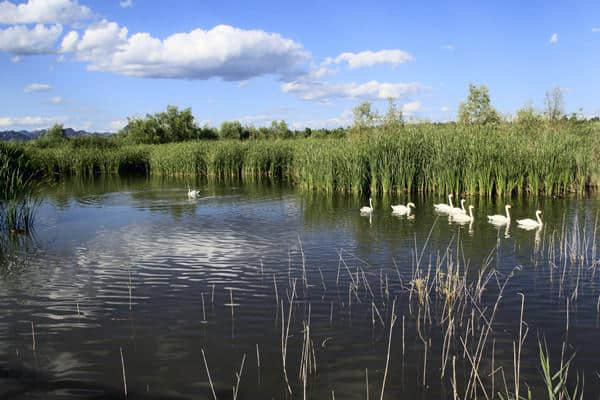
xmin=545 ymin=87 xmax=564 ymax=124
xmin=34 ymin=123 xmax=67 ymax=148
xmin=219 ymin=121 xmax=245 ymax=140
xmin=270 ymin=120 xmax=292 ymax=139
xmin=382 ymin=98 xmax=404 ymax=132
xmin=458 ymin=83 xmax=501 ymax=125
xmin=120 ymin=105 xmax=201 ymax=144
xmin=7 ymin=121 xmax=600 ymax=197
xmin=0 ymin=143 xmax=39 ymax=233
xmin=516 ymin=103 xmax=544 ymax=133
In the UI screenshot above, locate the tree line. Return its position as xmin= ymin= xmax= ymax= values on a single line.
xmin=30 ymin=84 xmax=599 ymax=147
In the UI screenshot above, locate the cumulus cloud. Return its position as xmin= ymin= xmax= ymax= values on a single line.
xmin=59 ymin=30 xmax=79 ymax=53
xmin=49 ymin=96 xmax=62 ymax=104
xmin=281 ymin=80 xmax=423 ymax=101
xmin=550 ymin=33 xmax=558 ymax=44
xmin=62 ymin=22 xmax=310 ymax=81
xmin=0 ymin=115 xmax=61 ymax=128
xmin=24 ymin=83 xmax=52 ymax=92
xmin=119 ymin=0 xmax=133 ymax=8
xmin=323 ymin=49 xmax=414 ymax=69
xmin=0 ymin=0 xmax=91 ymax=25
xmin=402 ymin=101 xmax=421 ymax=114
xmin=0 ymin=23 xmax=62 ymax=54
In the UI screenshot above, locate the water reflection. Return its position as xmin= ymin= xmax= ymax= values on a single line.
xmin=0 ymin=176 xmax=598 ymax=399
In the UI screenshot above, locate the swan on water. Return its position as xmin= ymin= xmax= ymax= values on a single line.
xmin=391 ymin=202 xmax=415 ymax=215
xmin=434 ymin=194 xmax=454 ymax=213
xmin=517 ymin=210 xmax=543 ymax=230
xmin=487 ymin=205 xmax=511 ymax=225
xmin=360 ymin=198 xmax=374 ymax=213
xmin=451 ymin=205 xmax=474 ymax=223
xmin=449 ymin=199 xmax=467 ymax=215
xmin=187 ymin=186 xmax=200 ymax=199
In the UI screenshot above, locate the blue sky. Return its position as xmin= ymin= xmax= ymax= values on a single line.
xmin=0 ymin=0 xmax=598 ymax=132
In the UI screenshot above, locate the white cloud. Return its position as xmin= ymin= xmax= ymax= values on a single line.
xmin=290 ymin=110 xmax=353 ymax=130
xmin=0 ymin=0 xmax=91 ymax=24
xmin=0 ymin=115 xmax=61 ymax=128
xmin=24 ymin=83 xmax=52 ymax=92
xmin=119 ymin=0 xmax=133 ymax=8
xmin=49 ymin=96 xmax=62 ymax=104
xmin=59 ymin=30 xmax=79 ymax=53
xmin=308 ymin=64 xmax=337 ymax=78
xmin=593 ymin=27 xmax=600 ymax=33
xmin=441 ymin=44 xmax=455 ymax=50
xmin=441 ymin=106 xmax=449 ymax=112
xmin=323 ymin=49 xmax=414 ymax=69
xmin=63 ymin=22 xmax=310 ymax=81
xmin=109 ymin=119 xmax=127 ymax=131
xmin=550 ymin=33 xmax=558 ymax=44
xmin=10 ymin=54 xmax=20 ymax=62
xmin=402 ymin=101 xmax=421 ymax=114
xmin=282 ymin=80 xmax=423 ymax=101
xmin=0 ymin=24 xmax=62 ymax=54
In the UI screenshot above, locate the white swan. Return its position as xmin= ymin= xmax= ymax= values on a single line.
xmin=451 ymin=205 xmax=474 ymax=223
xmin=487 ymin=205 xmax=511 ymax=225
xmin=360 ymin=198 xmax=374 ymax=213
xmin=434 ymin=194 xmax=454 ymax=213
xmin=449 ymin=199 xmax=467 ymax=215
xmin=187 ymin=186 xmax=200 ymax=199
xmin=517 ymin=210 xmax=543 ymax=230
xmin=391 ymin=202 xmax=415 ymax=215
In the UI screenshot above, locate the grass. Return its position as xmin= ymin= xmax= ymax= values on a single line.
xmin=0 ymin=143 xmax=40 ymax=234
xmin=15 ymin=123 xmax=600 ymax=197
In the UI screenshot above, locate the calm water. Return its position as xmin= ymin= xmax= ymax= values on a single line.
xmin=1 ymin=176 xmax=599 ymax=399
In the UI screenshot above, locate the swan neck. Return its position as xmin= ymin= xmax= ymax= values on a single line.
xmin=536 ymin=212 xmax=542 ymax=224
xmin=505 ymin=206 xmax=511 ymax=220
xmin=449 ymin=195 xmax=453 ymax=208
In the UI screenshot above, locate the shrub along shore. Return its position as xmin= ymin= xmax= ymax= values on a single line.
xmin=6 ymin=123 xmax=599 ymax=197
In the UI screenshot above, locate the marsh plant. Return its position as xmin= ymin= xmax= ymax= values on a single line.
xmin=0 ymin=144 xmax=40 ymax=234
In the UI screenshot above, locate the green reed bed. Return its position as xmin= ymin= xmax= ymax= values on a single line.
xmin=16 ymin=123 xmax=600 ymax=196
xmin=0 ymin=143 xmax=40 ymax=233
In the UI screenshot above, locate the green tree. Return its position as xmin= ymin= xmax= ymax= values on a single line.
xmin=515 ymin=102 xmax=543 ymax=133
xmin=270 ymin=120 xmax=292 ymax=139
xmin=120 ymin=105 xmax=201 ymax=144
xmin=544 ymin=87 xmax=564 ymax=124
xmin=457 ymin=84 xmax=501 ymax=125
xmin=219 ymin=121 xmax=244 ymax=140
xmin=36 ymin=123 xmax=67 ymax=147
xmin=382 ymin=98 xmax=404 ymax=132
xmin=352 ymin=101 xmax=380 ymax=129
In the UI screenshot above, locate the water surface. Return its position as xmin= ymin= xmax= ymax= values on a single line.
xmin=1 ymin=176 xmax=599 ymax=399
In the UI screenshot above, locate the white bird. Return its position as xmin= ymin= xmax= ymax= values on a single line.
xmin=360 ymin=198 xmax=374 ymax=213
xmin=449 ymin=199 xmax=467 ymax=215
xmin=487 ymin=205 xmax=512 ymax=225
xmin=434 ymin=194 xmax=454 ymax=213
xmin=187 ymin=186 xmax=200 ymax=199
xmin=391 ymin=202 xmax=415 ymax=215
xmin=451 ymin=205 xmax=475 ymax=223
xmin=517 ymin=210 xmax=543 ymax=230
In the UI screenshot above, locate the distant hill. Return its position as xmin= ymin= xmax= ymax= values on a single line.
xmin=0 ymin=128 xmax=112 ymax=141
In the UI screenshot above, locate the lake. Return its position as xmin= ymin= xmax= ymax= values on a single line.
xmin=1 ymin=176 xmax=599 ymax=399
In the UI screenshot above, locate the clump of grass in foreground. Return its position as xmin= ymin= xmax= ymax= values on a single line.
xmin=0 ymin=143 xmax=40 ymax=234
